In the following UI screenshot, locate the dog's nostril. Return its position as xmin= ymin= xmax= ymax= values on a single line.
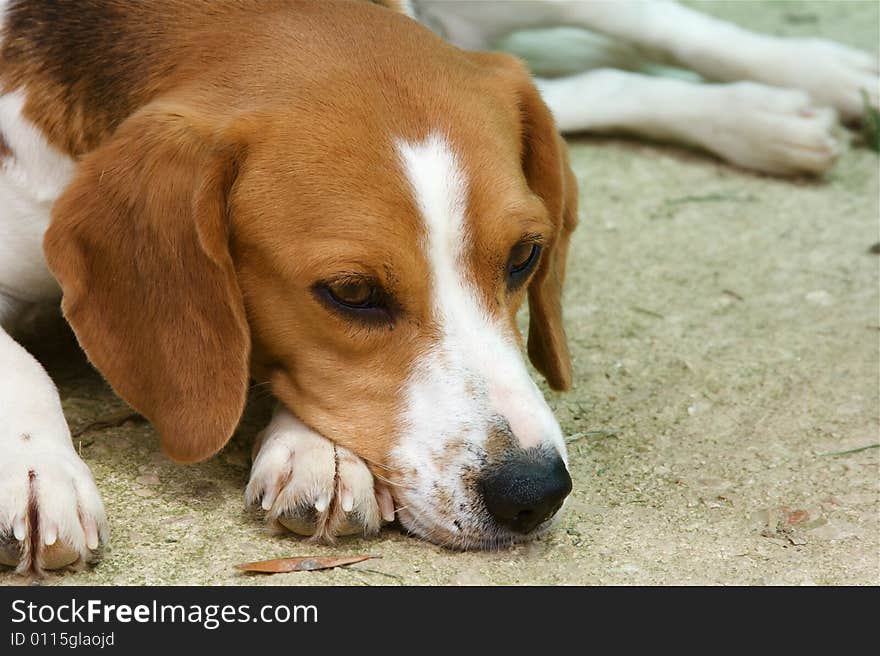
xmin=478 ymin=450 xmax=572 ymax=534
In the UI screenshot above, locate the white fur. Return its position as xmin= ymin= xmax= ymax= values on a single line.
xmin=0 ymin=89 xmax=73 ymax=302
xmin=536 ymin=70 xmax=840 ymax=176
xmin=0 ymin=6 xmax=105 ymax=572
xmin=395 ymin=0 xmax=416 ymax=20
xmin=246 ymin=405 xmax=387 ymax=536
xmin=413 ymin=0 xmax=879 ymax=174
xmin=0 ymin=328 xmax=108 ymax=571
xmin=0 ymin=90 xmax=76 ymax=203
xmin=391 ymin=133 xmax=566 ymax=544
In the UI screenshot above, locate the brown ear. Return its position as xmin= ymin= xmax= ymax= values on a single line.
xmin=503 ymin=58 xmax=578 ymax=391
xmin=467 ymin=52 xmax=578 ymax=390
xmin=44 ymin=102 xmax=250 ymax=463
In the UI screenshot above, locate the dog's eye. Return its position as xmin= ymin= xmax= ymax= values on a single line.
xmin=314 ymin=276 xmax=394 ymax=327
xmin=506 ymin=242 xmax=541 ymax=288
xmin=326 ymin=278 xmax=375 ymax=308
xmin=509 ymin=242 xmax=538 ymax=272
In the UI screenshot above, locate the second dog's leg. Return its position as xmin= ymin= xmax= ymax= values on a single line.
xmin=556 ymin=0 xmax=879 ymax=122
xmin=416 ymin=0 xmax=878 ymax=122
xmin=538 ymin=69 xmax=839 ymax=175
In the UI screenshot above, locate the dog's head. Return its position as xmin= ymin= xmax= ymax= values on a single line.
xmin=44 ymin=7 xmax=578 ymax=548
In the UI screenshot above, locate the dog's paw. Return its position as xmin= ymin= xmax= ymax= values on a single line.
xmin=245 ymin=412 xmax=395 ymax=542
xmin=699 ymin=82 xmax=840 ymax=175
xmin=753 ymin=37 xmax=878 ymax=123
xmin=0 ymin=443 xmax=108 ymax=574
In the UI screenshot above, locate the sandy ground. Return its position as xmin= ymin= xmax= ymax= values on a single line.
xmin=2 ymin=1 xmax=878 ymax=586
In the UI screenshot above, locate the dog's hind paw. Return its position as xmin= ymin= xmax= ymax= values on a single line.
xmin=751 ymin=37 xmax=879 ymax=123
xmin=697 ymin=82 xmax=841 ymax=176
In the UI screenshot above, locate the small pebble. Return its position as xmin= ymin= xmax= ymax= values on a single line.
xmin=805 ymin=290 xmax=833 ymax=306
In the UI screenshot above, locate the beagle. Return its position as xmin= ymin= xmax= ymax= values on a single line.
xmin=0 ymin=0 xmax=576 ymax=573
xmin=412 ymin=0 xmax=879 ymax=176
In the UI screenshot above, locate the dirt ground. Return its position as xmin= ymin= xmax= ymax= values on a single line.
xmin=2 ymin=1 xmax=878 ymax=586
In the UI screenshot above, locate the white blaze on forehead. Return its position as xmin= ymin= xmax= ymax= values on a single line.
xmin=396 ymin=133 xmax=468 ymax=312
xmin=394 ymin=133 xmax=565 ymax=459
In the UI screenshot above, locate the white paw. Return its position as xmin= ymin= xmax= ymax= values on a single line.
xmin=755 ymin=37 xmax=878 ymax=122
xmin=245 ymin=410 xmax=394 ymax=541
xmin=0 ymin=439 xmax=108 ymax=574
xmin=699 ymin=82 xmax=840 ymax=175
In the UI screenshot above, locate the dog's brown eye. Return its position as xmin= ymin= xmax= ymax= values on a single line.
xmin=509 ymin=242 xmax=538 ymax=273
xmin=314 ymin=276 xmax=394 ymax=326
xmin=327 ymin=279 xmax=374 ymax=308
xmin=506 ymin=241 xmax=541 ymax=290
xmin=506 ymin=242 xmax=541 ymax=291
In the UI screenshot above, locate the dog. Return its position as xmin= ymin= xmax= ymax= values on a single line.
xmin=0 ymin=0 xmax=578 ymax=574
xmin=409 ymin=0 xmax=880 ymax=176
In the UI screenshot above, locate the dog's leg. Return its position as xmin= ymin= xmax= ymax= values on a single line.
xmin=0 ymin=107 xmax=106 ymax=573
xmin=537 ymin=69 xmax=839 ymax=175
xmin=416 ymin=0 xmax=878 ymax=122
xmin=246 ymin=404 xmax=395 ymax=541
xmin=561 ymin=0 xmax=879 ymax=122
xmin=440 ymin=0 xmax=880 ymax=120
xmin=493 ymin=1 xmax=878 ymax=121
xmin=0 ymin=298 xmax=108 ymax=574
xmin=0 ymin=103 xmax=106 ymax=574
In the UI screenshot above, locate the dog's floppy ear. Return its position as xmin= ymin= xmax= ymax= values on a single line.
xmin=44 ymin=101 xmax=251 ymax=463
xmin=467 ymin=52 xmax=578 ymax=390
xmin=524 ymin=122 xmax=577 ymax=391
xmin=474 ymin=52 xmax=578 ymax=390
xmin=526 ymin=130 xmax=577 ymax=390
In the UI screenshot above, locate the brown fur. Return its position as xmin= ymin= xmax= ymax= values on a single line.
xmin=33 ymin=1 xmax=576 ymax=468
xmin=45 ymin=103 xmax=252 ymax=462
xmin=0 ymin=1 xmax=409 ymax=156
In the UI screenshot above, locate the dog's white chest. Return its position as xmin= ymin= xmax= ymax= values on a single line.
xmin=0 ymin=89 xmax=75 ymax=303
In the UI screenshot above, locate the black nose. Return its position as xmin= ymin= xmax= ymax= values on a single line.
xmin=478 ymin=449 xmax=572 ymax=534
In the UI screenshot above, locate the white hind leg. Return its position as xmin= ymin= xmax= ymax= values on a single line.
xmin=415 ymin=0 xmax=879 ymax=123
xmin=536 ymin=69 xmax=839 ymax=176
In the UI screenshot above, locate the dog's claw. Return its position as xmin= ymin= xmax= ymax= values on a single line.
xmin=340 ymin=487 xmax=355 ymax=513
xmin=377 ymin=485 xmax=395 ymax=523
xmin=12 ymin=517 xmax=26 ymax=542
xmin=314 ymin=494 xmax=330 ymax=513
